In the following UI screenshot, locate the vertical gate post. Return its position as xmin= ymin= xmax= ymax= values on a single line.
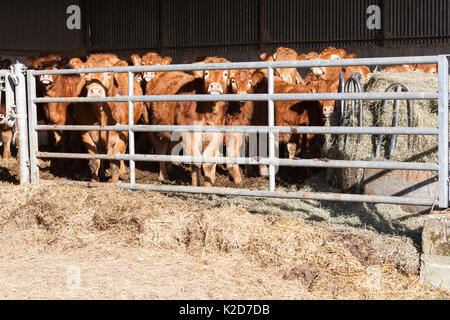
xmin=438 ymin=55 xmax=449 ymax=208
xmin=267 ymin=66 xmax=275 ymax=192
xmin=128 ymin=71 xmax=135 ymax=186
xmin=26 ymin=70 xmax=39 ymax=183
xmin=12 ymin=64 xmax=30 ymax=184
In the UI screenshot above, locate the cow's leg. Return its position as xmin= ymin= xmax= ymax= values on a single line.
xmin=202 ymin=133 xmax=222 ymax=187
xmin=1 ymin=130 xmax=12 ymax=160
xmin=81 ymin=132 xmax=101 ymax=182
xmin=227 ymin=133 xmax=243 ymax=185
xmin=67 ymin=131 xmax=83 ymax=176
xmin=109 ymin=131 xmax=127 ymax=183
xmin=149 ymin=133 xmax=170 ymax=182
xmin=119 ymin=161 xmax=126 ymax=175
xmin=182 ymin=132 xmax=201 ymax=186
xmin=287 ymin=142 xmax=297 ymax=159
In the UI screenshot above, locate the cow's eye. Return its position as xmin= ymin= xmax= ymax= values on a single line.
xmin=204 ymin=71 xmax=209 ymax=77
xmin=248 ymin=80 xmax=253 ymax=85
xmin=223 ymin=71 xmax=228 ymax=78
xmin=231 ymin=79 xmax=236 ymax=85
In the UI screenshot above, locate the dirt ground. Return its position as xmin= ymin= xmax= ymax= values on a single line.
xmin=0 ymin=158 xmax=449 ymax=300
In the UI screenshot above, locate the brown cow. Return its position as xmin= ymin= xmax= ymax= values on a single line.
xmin=385 ymin=64 xmax=437 ymax=74
xmin=146 ymin=70 xmax=195 ymax=181
xmin=144 ymin=56 xmax=232 ymax=186
xmin=131 ymin=52 xmax=172 ymax=84
xmin=260 ymin=47 xmax=304 ymax=84
xmin=27 ymin=55 xmax=85 ymax=161
xmin=1 ymin=58 xmax=13 ymax=159
xmin=131 ymin=52 xmax=196 ymax=182
xmin=225 ymin=69 xmax=266 ymax=184
xmin=383 ymin=64 xmax=416 ymax=73
xmin=415 ymin=64 xmax=437 ymax=74
xmin=179 ymin=57 xmax=232 ymax=186
xmin=69 ymin=54 xmax=145 ymax=182
xmin=273 ymin=80 xmax=324 ymax=159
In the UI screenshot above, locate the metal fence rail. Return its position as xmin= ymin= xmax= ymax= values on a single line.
xmin=23 ymin=55 xmax=449 ymax=208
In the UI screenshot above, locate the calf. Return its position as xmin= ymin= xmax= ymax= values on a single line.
xmin=274 ymin=80 xmax=324 ymax=160
xmin=178 ymin=57 xmax=232 ymax=186
xmin=130 ymin=52 xmax=177 ymax=180
xmin=383 ymin=64 xmax=416 ymax=73
xmin=225 ymin=69 xmax=266 ymax=184
xmin=27 ymin=55 xmax=84 ymax=161
xmin=69 ymin=54 xmax=145 ymax=182
xmin=260 ymin=47 xmax=304 ymax=84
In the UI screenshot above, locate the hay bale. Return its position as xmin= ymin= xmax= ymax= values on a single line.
xmin=324 ymin=70 xmax=441 ymax=191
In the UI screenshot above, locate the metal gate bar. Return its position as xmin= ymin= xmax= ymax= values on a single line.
xmin=25 ymin=55 xmax=448 ymax=208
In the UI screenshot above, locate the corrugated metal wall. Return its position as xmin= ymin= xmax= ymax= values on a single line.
xmin=0 ymin=0 xmax=81 ymax=53
xmin=87 ymin=0 xmax=160 ymax=50
xmin=264 ymin=0 xmax=381 ymax=50
xmin=165 ymin=0 xmax=259 ymax=54
xmin=388 ymin=0 xmax=450 ymax=46
xmin=0 ymin=0 xmax=449 ymax=56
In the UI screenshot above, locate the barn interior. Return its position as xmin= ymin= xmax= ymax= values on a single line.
xmin=0 ymin=0 xmax=449 ymax=299
xmin=1 ymin=0 xmax=449 ymax=63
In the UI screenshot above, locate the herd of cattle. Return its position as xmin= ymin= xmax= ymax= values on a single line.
xmin=0 ymin=47 xmax=438 ymax=186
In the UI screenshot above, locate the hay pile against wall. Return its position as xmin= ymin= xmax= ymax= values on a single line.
xmin=323 ymin=70 xmax=441 ymax=191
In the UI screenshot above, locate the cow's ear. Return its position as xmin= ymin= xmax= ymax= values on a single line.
xmin=162 ymin=56 xmax=172 ymax=65
xmin=193 ymin=70 xmax=204 ymax=79
xmin=70 ymin=58 xmax=85 ymax=69
xmin=192 ymin=62 xmax=205 ymax=78
xmin=27 ymin=57 xmax=38 ymax=69
xmin=330 ymin=54 xmax=340 ymax=60
xmin=252 ymin=72 xmax=264 ymax=86
xmin=131 ymin=54 xmax=142 ymax=66
xmin=295 ymin=75 xmax=305 ymax=85
xmin=113 ymin=61 xmax=129 ymax=78
xmin=260 ymin=53 xmax=273 ymax=62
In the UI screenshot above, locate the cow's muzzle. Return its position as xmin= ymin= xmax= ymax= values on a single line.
xmin=143 ymin=72 xmax=155 ymax=82
xmin=87 ymin=84 xmax=106 ymax=97
xmin=208 ymin=82 xmax=223 ymax=95
xmin=322 ymin=105 xmax=334 ymax=118
xmin=40 ymin=75 xmax=53 ymax=85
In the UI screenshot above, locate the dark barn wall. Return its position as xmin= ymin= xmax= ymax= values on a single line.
xmin=0 ymin=0 xmax=82 ymax=54
xmin=0 ymin=0 xmax=450 ymax=62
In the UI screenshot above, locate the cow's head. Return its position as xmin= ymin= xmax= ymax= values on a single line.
xmin=315 ymin=80 xmax=336 ymax=118
xmin=229 ymin=69 xmax=264 ymax=103
xmin=310 ymin=52 xmax=342 ymax=80
xmin=70 ymin=54 xmax=123 ymax=98
xmin=131 ymin=52 xmax=172 ymax=83
xmin=260 ymin=47 xmax=302 ymax=84
xmin=193 ymin=57 xmax=231 ymax=95
xmin=27 ymin=55 xmax=68 ymax=86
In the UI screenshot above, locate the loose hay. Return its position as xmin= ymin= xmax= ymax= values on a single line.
xmin=0 ymin=180 xmax=448 ymax=299
xmin=324 ymin=70 xmax=441 ymax=190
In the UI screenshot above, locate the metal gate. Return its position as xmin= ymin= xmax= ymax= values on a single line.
xmin=0 ymin=64 xmax=30 ymax=184
xmin=8 ymin=55 xmax=449 ymax=208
